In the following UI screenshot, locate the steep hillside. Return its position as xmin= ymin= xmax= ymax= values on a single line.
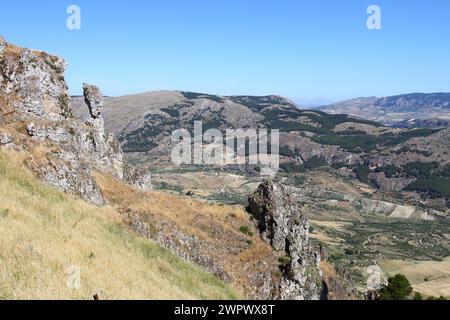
xmin=0 ymin=151 xmax=237 ymax=300
xmin=319 ymin=93 xmax=450 ymax=127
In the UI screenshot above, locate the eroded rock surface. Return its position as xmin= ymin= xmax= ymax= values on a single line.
xmin=83 ymin=83 xmax=103 ymax=119
xmin=247 ymin=180 xmax=322 ymax=300
xmin=0 ymin=40 xmax=71 ymax=120
xmin=0 ymin=37 xmax=124 ymax=205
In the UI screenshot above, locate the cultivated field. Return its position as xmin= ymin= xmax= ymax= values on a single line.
xmin=379 ymin=258 xmax=450 ymax=297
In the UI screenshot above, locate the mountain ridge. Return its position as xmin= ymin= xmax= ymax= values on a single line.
xmin=71 ymin=89 xmax=450 ymax=211
xmin=319 ymin=93 xmax=450 ymax=127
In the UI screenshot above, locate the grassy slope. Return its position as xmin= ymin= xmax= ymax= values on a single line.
xmin=0 ymin=151 xmax=238 ymax=300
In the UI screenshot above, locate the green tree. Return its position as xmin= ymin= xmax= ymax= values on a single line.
xmin=355 ymin=165 xmax=370 ymax=183
xmin=379 ymin=274 xmax=413 ymax=300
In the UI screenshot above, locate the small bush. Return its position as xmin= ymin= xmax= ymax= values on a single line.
xmin=278 ymin=256 xmax=291 ymax=267
xmin=344 ymin=249 xmax=354 ymax=255
xmin=239 ymin=226 xmax=250 ymax=234
xmin=413 ymin=292 xmax=423 ymax=300
xmin=0 ymin=208 xmax=9 ymax=218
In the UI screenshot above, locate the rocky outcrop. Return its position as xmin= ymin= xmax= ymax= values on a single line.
xmin=0 ymin=38 xmax=71 ymax=120
xmin=118 ymin=204 xmax=280 ymax=300
xmin=0 ymin=37 xmax=124 ymax=205
xmin=124 ymin=166 xmax=153 ymax=191
xmin=247 ymin=180 xmax=322 ymax=300
xmin=83 ymin=84 xmax=103 ymax=119
xmin=0 ymin=131 xmax=12 ymax=146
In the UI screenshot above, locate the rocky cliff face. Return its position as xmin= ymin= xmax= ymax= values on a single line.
xmin=247 ymin=180 xmax=323 ymax=300
xmin=0 ymin=36 xmax=71 ymax=120
xmin=0 ymin=37 xmax=124 ymax=205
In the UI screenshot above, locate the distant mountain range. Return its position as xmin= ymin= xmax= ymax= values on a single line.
xmin=317 ymin=93 xmax=450 ymax=128
xmin=71 ymin=91 xmax=450 ymax=208
xmin=318 ymin=93 xmax=450 ymax=127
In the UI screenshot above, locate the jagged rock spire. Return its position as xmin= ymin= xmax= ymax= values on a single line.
xmin=83 ymin=83 xmax=104 ymax=119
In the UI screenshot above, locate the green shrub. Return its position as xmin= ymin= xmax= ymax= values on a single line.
xmin=379 ymin=274 xmax=413 ymax=300
xmin=413 ymin=292 xmax=423 ymax=300
xmin=239 ymin=226 xmax=250 ymax=234
xmin=278 ymin=256 xmax=291 ymax=267
xmin=0 ymin=208 xmax=9 ymax=218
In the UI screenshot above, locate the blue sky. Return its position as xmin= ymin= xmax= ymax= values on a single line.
xmin=1 ymin=0 xmax=449 ymax=104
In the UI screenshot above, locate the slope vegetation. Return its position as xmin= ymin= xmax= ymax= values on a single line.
xmin=0 ymin=151 xmax=237 ymax=300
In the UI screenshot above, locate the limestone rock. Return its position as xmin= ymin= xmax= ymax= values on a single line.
xmin=83 ymin=83 xmax=104 ymax=118
xmin=0 ymin=37 xmax=72 ymax=120
xmin=0 ymin=131 xmax=12 ymax=145
xmin=0 ymin=37 xmax=124 ymax=205
xmin=247 ymin=180 xmax=322 ymax=300
xmin=0 ymin=36 xmax=6 ymax=53
xmin=26 ymin=152 xmax=105 ymax=207
xmin=124 ymin=166 xmax=153 ymax=191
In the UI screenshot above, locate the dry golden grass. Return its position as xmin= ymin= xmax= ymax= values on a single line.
xmin=310 ymin=220 xmax=352 ymax=231
xmin=4 ymin=43 xmax=22 ymax=56
xmin=93 ymin=172 xmax=279 ymax=297
xmin=94 ymin=172 xmax=250 ymax=242
xmin=0 ymin=151 xmax=238 ymax=300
